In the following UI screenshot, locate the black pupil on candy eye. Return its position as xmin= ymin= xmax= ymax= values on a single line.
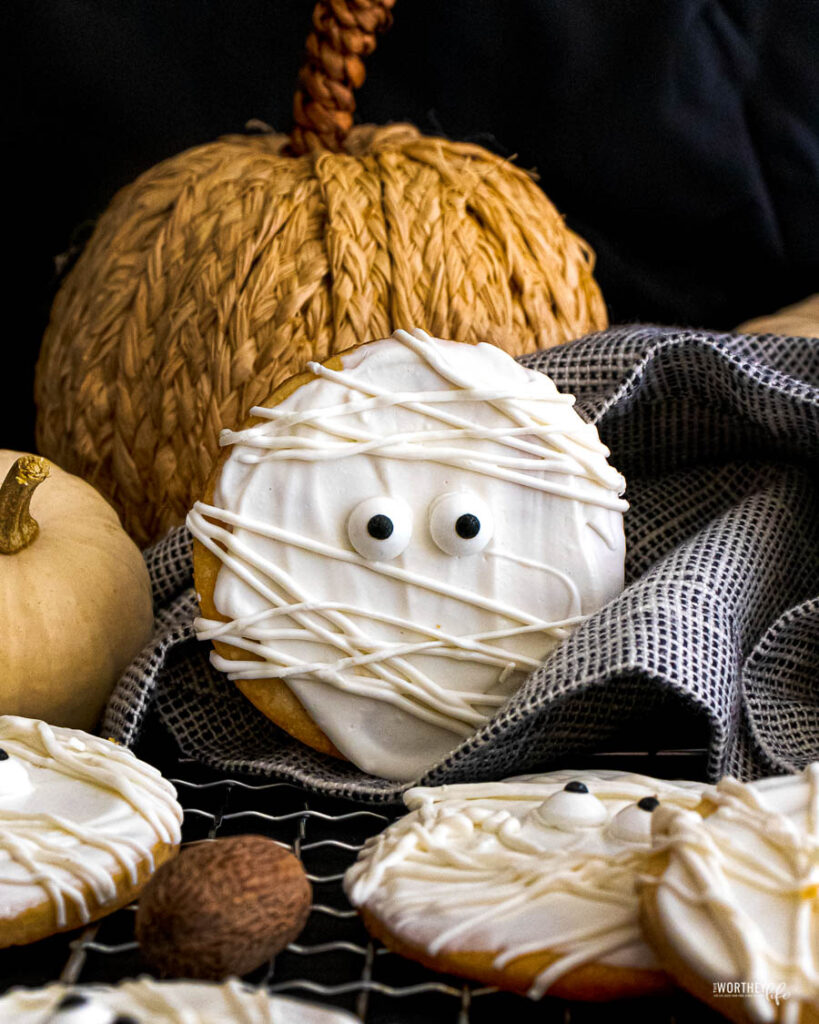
xmin=563 ymin=781 xmax=588 ymax=794
xmin=0 ymin=749 xmax=7 ymax=762
xmin=57 ymin=994 xmax=87 ymax=1009
xmin=638 ymin=796 xmax=660 ymax=812
xmin=367 ymin=515 xmax=394 ymax=540
xmin=455 ymin=513 xmax=480 ymax=539
xmin=112 ymin=1016 xmax=140 ymax=1024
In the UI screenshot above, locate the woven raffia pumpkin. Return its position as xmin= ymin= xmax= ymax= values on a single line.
xmin=35 ymin=0 xmax=607 ymax=547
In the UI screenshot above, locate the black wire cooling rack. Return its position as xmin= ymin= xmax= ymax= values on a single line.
xmin=0 ymin=715 xmax=729 ymax=1023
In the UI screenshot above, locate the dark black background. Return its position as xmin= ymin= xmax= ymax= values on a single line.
xmin=8 ymin=0 xmax=819 ymax=452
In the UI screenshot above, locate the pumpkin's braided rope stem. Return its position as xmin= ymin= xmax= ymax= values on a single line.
xmin=290 ymin=0 xmax=396 ymax=155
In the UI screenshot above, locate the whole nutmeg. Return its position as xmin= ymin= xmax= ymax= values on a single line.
xmin=135 ymin=835 xmax=311 ymax=979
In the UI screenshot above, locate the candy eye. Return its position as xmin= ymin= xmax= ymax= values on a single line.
xmin=536 ymin=781 xmax=608 ymax=831
xmin=609 ymin=796 xmax=661 ymax=843
xmin=0 ymin=748 xmax=32 ymax=799
xmin=49 ymin=992 xmax=120 ymax=1023
xmin=347 ymin=497 xmax=413 ymax=561
xmin=429 ymin=492 xmax=493 ymax=556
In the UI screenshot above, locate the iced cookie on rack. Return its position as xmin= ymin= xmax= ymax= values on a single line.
xmin=188 ymin=328 xmax=627 ymax=781
xmin=640 ymin=764 xmax=819 ymax=1024
xmin=0 ymin=978 xmax=361 ymax=1023
xmin=344 ymin=768 xmax=708 ymax=1000
xmin=0 ymin=716 xmax=182 ymax=948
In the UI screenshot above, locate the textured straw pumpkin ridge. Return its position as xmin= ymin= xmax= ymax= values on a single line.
xmin=36 ymin=123 xmax=607 ymax=546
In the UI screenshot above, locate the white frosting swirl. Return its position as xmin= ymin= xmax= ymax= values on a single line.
xmin=344 ymin=769 xmax=707 ymax=997
xmin=188 ymin=330 xmax=627 ymax=780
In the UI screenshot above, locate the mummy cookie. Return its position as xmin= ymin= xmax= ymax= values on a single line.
xmin=0 ymin=716 xmax=182 ymax=947
xmin=0 ymin=978 xmax=361 ymax=1023
xmin=640 ymin=765 xmax=819 ymax=1024
xmin=344 ymin=769 xmax=708 ymax=999
xmin=188 ymin=329 xmax=627 ymax=780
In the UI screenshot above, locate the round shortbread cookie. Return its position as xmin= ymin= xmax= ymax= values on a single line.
xmin=640 ymin=764 xmax=819 ymax=1024
xmin=0 ymin=716 xmax=182 ymax=948
xmin=0 ymin=978 xmax=361 ymax=1023
xmin=343 ymin=768 xmax=708 ymax=1000
xmin=188 ymin=328 xmax=627 ymax=781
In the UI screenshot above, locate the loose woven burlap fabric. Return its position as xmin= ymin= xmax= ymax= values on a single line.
xmin=102 ymin=325 xmax=819 ymax=802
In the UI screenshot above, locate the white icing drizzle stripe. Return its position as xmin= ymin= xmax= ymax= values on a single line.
xmin=241 ymin=387 xmax=573 ymax=425
xmin=0 ymin=830 xmax=85 ymax=927
xmin=208 ymin=628 xmax=540 ymax=676
xmin=235 ymin=348 xmax=599 ymax=467
xmin=3 ymin=723 xmax=180 ymax=843
xmin=0 ymin=818 xmax=140 ymax=926
xmin=526 ymin=926 xmax=642 ymax=999
xmin=196 ymin=590 xmax=580 ymax=653
xmin=193 ymin=504 xmax=567 ymax=627
xmin=117 ymin=977 xmax=280 ymax=1023
xmin=487 ymin=548 xmax=583 ymax=616
xmin=2 ymin=977 xmax=358 ymax=1024
xmin=226 ymin=382 xmax=627 ymax=512
xmin=190 ymin=512 xmax=500 ymax=733
xmin=218 ymin=328 xmax=627 ymax=513
xmin=231 ymin=415 xmax=580 ymax=450
xmin=0 ymin=718 xmax=182 ymax=926
xmin=325 ymin=328 xmax=622 ymax=488
xmin=209 ymin=613 xmax=559 ymax=675
xmin=189 ymin=504 xmax=583 ymax=731
xmin=230 ymin=424 xmax=606 ymax=483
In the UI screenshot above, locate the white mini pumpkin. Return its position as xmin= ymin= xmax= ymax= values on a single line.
xmin=0 ymin=451 xmax=153 ymax=728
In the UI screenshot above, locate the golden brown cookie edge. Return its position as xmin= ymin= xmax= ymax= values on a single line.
xmin=193 ymin=354 xmax=368 ymax=761
xmin=359 ymin=905 xmax=672 ymax=1002
xmin=0 ymin=838 xmax=178 ymax=949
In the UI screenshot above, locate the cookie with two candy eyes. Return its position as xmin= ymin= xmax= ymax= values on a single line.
xmin=639 ymin=764 xmax=819 ymax=1024
xmin=0 ymin=978 xmax=361 ymax=1023
xmin=344 ymin=768 xmax=710 ymax=1000
xmin=188 ymin=328 xmax=627 ymax=781
xmin=0 ymin=716 xmax=182 ymax=948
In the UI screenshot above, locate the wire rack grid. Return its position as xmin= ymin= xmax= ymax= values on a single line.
xmin=0 ymin=720 xmax=728 ymax=1023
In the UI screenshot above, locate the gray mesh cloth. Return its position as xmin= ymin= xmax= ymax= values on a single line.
xmin=102 ymin=326 xmax=819 ymax=803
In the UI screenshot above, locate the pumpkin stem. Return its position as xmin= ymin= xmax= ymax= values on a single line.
xmin=289 ymin=0 xmax=396 ymax=155
xmin=0 ymin=456 xmax=50 ymax=554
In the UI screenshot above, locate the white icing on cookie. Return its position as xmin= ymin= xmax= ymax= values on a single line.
xmin=0 ymin=716 xmax=183 ymax=930
xmin=649 ymin=764 xmax=819 ymax=1024
xmin=344 ymin=769 xmax=707 ymax=997
xmin=0 ymin=748 xmax=33 ymax=799
xmin=0 ymin=978 xmax=360 ymax=1023
xmin=188 ymin=329 xmax=627 ymax=780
